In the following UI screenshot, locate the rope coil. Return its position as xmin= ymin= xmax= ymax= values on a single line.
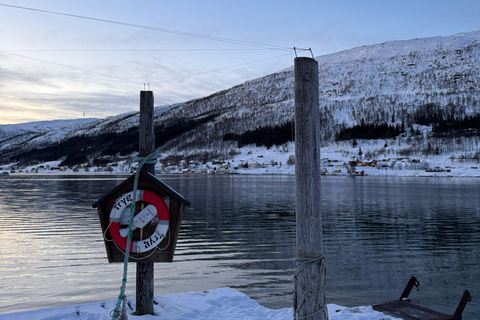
xmin=111 ymin=152 xmax=158 ymax=320
xmin=293 ymin=250 xmax=328 ymax=320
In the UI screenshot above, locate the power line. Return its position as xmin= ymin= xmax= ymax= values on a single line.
xmin=0 ymin=70 xmax=141 ymax=84
xmin=0 ymin=3 xmax=292 ymax=51
xmin=0 ymin=48 xmax=279 ymax=52
xmin=0 ymin=50 xmax=144 ymax=85
xmin=0 ymin=51 xmax=292 ymax=87
xmin=0 ymin=3 xmax=296 ymax=88
xmin=151 ymin=53 xmax=291 ymax=85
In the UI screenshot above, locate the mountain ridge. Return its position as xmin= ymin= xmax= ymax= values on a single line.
xmin=2 ymin=30 xmax=480 ymax=167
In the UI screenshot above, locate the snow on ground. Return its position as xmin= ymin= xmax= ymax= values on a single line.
xmin=227 ymin=141 xmax=480 ymax=177
xmin=0 ymin=288 xmax=399 ymax=320
xmin=3 ymin=140 xmax=480 ymax=177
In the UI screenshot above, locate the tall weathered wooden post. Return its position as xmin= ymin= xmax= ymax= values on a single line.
xmin=137 ymin=90 xmax=155 ymax=315
xmin=294 ymin=57 xmax=327 ymax=320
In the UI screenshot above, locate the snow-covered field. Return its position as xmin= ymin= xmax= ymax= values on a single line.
xmin=3 ymin=140 xmax=480 ymax=178
xmin=227 ymin=141 xmax=480 ymax=177
xmin=0 ymin=288 xmax=400 ymax=320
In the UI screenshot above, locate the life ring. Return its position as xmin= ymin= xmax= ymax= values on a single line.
xmin=109 ymin=190 xmax=169 ymax=253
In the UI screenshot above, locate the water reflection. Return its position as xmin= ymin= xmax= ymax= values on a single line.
xmin=0 ymin=175 xmax=478 ymax=319
xmin=321 ymin=177 xmax=479 ymax=319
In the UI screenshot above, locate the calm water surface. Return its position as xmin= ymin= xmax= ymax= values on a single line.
xmin=0 ymin=174 xmax=478 ymax=319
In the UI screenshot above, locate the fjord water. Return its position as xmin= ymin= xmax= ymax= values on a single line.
xmin=0 ymin=175 xmax=478 ymax=319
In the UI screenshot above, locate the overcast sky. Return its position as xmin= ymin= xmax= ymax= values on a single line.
xmin=1 ymin=0 xmax=480 ymax=124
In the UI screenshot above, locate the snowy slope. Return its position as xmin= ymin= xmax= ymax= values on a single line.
xmin=0 ymin=118 xmax=98 ymax=153
xmin=148 ymin=30 xmax=480 ymax=163
xmin=0 ymin=118 xmax=99 ymax=133
xmin=0 ymin=118 xmax=98 ymax=142
xmin=1 ymin=31 xmax=480 ymax=167
xmin=315 ymin=31 xmax=480 ymax=129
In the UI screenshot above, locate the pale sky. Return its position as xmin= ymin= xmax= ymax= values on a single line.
xmin=1 ymin=0 xmax=479 ymax=124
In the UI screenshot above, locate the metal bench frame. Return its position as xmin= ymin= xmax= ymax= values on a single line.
xmin=372 ymin=276 xmax=471 ymax=320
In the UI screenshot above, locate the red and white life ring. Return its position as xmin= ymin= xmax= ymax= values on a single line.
xmin=109 ymin=190 xmax=169 ymax=253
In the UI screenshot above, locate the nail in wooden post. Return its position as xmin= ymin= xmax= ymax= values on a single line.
xmin=136 ymin=90 xmax=155 ymax=315
xmin=294 ymin=57 xmax=326 ymax=319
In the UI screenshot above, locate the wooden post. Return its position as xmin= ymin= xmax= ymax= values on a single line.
xmin=136 ymin=90 xmax=155 ymax=315
xmin=294 ymin=57 xmax=326 ymax=319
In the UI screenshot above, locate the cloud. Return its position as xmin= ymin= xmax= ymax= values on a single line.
xmin=0 ymin=48 xmax=293 ymax=125
xmin=0 ymin=16 xmax=293 ymax=125
xmin=0 ymin=87 xmax=140 ymax=124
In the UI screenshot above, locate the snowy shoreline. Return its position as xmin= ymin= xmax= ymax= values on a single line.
xmin=3 ymin=165 xmax=480 ymax=178
xmin=0 ymin=288 xmax=400 ymax=320
xmin=3 ymin=142 xmax=480 ymax=178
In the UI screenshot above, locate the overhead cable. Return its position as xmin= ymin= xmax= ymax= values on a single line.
xmin=0 ymin=50 xmax=144 ymax=85
xmin=0 ymin=3 xmax=292 ymax=51
xmin=151 ymin=53 xmax=291 ymax=84
xmin=0 ymin=51 xmax=291 ymax=86
xmin=0 ymin=48 xmax=279 ymax=52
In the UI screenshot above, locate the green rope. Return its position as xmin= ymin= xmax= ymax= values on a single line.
xmin=111 ymin=151 xmax=158 ymax=320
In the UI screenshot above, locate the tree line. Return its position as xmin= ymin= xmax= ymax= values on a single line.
xmin=223 ymin=122 xmax=294 ymax=148
xmin=336 ymin=121 xmax=404 ymax=141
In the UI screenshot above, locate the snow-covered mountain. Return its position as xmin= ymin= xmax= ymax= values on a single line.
xmin=1 ymin=31 xmax=480 ymax=167
xmin=0 ymin=118 xmax=98 ymax=153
